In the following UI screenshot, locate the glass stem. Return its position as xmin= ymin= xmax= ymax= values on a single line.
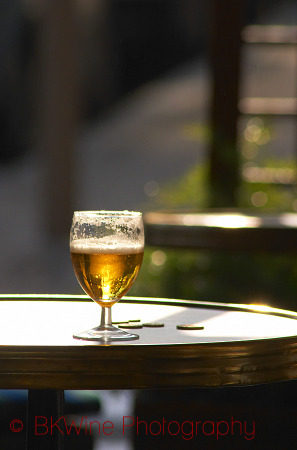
xmin=100 ymin=306 xmax=112 ymax=329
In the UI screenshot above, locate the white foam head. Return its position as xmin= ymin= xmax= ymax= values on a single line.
xmin=70 ymin=210 xmax=144 ymax=253
xmin=70 ymin=237 xmax=144 ymax=254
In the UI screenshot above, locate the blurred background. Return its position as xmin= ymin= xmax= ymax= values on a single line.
xmin=0 ymin=0 xmax=296 ymax=311
xmin=0 ymin=1 xmax=297 ymax=449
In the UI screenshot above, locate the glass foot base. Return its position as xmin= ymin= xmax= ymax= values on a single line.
xmin=73 ymin=324 xmax=139 ymax=342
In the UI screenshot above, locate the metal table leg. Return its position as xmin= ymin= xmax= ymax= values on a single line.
xmin=26 ymin=389 xmax=64 ymax=450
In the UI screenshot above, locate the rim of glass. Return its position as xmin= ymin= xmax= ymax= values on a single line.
xmin=73 ymin=210 xmax=142 ymax=217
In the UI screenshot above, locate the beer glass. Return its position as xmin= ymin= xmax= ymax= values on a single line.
xmin=70 ymin=211 xmax=144 ymax=341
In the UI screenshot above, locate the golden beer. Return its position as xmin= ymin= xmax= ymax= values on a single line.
xmin=71 ymin=242 xmax=143 ymax=307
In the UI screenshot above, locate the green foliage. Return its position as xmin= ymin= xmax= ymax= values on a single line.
xmin=130 ymin=248 xmax=297 ymax=312
xmin=143 ymin=163 xmax=209 ymax=211
xmin=132 ymin=123 xmax=297 ymax=311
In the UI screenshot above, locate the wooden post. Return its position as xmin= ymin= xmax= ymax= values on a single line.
xmin=208 ymin=0 xmax=245 ymax=207
xmin=40 ymin=0 xmax=78 ymax=236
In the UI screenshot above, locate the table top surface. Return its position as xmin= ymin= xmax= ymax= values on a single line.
xmin=1 ymin=294 xmax=297 ymax=389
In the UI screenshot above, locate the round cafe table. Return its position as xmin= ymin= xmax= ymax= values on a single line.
xmin=1 ymin=294 xmax=297 ymax=449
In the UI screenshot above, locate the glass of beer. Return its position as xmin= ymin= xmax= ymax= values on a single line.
xmin=70 ymin=210 xmax=144 ymax=341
